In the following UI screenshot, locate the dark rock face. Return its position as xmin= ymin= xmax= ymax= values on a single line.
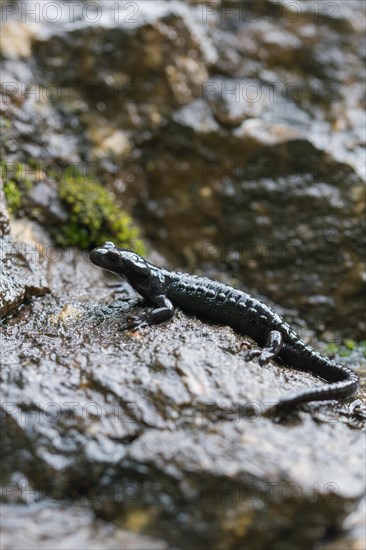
xmin=0 ymin=502 xmax=168 ymax=550
xmin=1 ymin=0 xmax=365 ymax=335
xmin=1 ymin=230 xmax=365 ymax=548
xmin=1 ymin=1 xmax=365 ymax=548
xmin=0 ymin=233 xmax=49 ymax=318
xmin=0 ymin=186 xmax=10 ymax=236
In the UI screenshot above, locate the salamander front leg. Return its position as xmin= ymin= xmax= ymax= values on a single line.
xmin=245 ymin=330 xmax=283 ymax=366
xmin=124 ymin=295 xmax=174 ymax=330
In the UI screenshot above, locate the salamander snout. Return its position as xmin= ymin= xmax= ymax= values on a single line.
xmin=89 ymin=241 xmax=120 ymax=269
xmin=90 ymin=242 xmax=150 ymax=280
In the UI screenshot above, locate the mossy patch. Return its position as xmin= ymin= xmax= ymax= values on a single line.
xmin=3 ymin=179 xmax=23 ymax=214
xmin=1 ymin=162 xmax=33 ymax=215
xmin=1 ymin=118 xmax=11 ymax=129
xmin=2 ymin=160 xmax=145 ymax=253
xmin=324 ymin=340 xmax=366 ymax=358
xmin=56 ymin=168 xmax=145 ymax=253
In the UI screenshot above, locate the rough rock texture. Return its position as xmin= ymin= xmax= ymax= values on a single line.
xmin=0 ymin=222 xmax=49 ymax=318
xmin=1 ymin=503 xmax=168 ymax=550
xmin=1 ymin=222 xmax=365 ymax=549
xmin=1 ymin=1 xmax=366 ymax=548
xmin=0 ymin=185 xmax=10 ymax=236
xmin=1 ymin=0 xmax=365 ymax=335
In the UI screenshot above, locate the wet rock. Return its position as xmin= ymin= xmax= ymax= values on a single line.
xmin=1 ymin=502 xmax=168 ymax=550
xmin=31 ymin=2 xmax=211 ymax=132
xmin=1 ymin=1 xmax=365 ymax=335
xmin=0 ymin=20 xmax=35 ymax=59
xmin=0 ymin=184 xmax=10 ymax=236
xmin=141 ymin=89 xmax=365 ymax=336
xmin=319 ymin=497 xmax=366 ymax=550
xmin=0 ymin=224 xmax=49 ymax=318
xmin=1 ymin=240 xmax=365 ymax=548
xmin=28 ymin=180 xmax=68 ymax=226
xmin=86 ymin=126 xmax=131 ymax=161
xmin=1 ymin=3 xmax=366 ymax=546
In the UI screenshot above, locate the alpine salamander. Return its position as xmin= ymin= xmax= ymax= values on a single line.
xmin=90 ymin=241 xmax=360 ymax=416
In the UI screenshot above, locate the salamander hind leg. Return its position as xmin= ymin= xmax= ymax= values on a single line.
xmin=123 ymin=295 xmax=174 ymax=330
xmin=245 ymin=330 xmax=283 ymax=366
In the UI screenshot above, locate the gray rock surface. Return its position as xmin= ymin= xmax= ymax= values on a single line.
xmin=1 ymin=1 xmax=365 ymax=548
xmin=1 ymin=502 xmax=168 ymax=550
xmin=1 ymin=0 xmax=365 ymax=335
xmin=1 ymin=225 xmax=365 ymax=549
xmin=0 ymin=185 xmax=10 ymax=237
xmin=0 ymin=231 xmax=49 ymax=318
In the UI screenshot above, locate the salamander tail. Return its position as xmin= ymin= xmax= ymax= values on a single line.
xmin=263 ymin=363 xmax=360 ymax=420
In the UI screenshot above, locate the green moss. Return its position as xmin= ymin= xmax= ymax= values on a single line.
xmin=56 ymin=170 xmax=145 ymax=252
xmin=324 ymin=340 xmax=366 ymax=358
xmin=3 ymin=180 xmax=23 ymax=214
xmin=1 ymin=162 xmax=34 ymax=215
xmin=344 ymin=339 xmax=357 ymax=351
xmin=323 ymin=342 xmax=339 ymax=355
xmin=1 ymin=160 xmax=145 ymax=253
xmin=1 ymin=118 xmax=11 ymax=129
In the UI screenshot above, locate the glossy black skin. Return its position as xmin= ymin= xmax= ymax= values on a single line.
xmin=90 ymin=242 xmax=360 ymax=416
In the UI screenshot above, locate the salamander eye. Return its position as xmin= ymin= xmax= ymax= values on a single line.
xmin=106 ymin=249 xmax=120 ymax=263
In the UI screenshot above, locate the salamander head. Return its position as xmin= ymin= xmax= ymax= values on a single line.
xmin=90 ymin=241 xmax=150 ymax=281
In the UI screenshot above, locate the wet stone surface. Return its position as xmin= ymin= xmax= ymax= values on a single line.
xmin=1 ymin=225 xmax=365 ymax=549
xmin=0 ymin=502 xmax=168 ymax=550
xmin=0 ymin=235 xmax=49 ymax=318
xmin=0 ymin=186 xmax=10 ymax=237
xmin=1 ymin=1 xmax=365 ymax=548
xmin=1 ymin=0 xmax=365 ymax=335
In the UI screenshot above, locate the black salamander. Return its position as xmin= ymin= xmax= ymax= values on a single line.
xmin=90 ymin=241 xmax=360 ymax=417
